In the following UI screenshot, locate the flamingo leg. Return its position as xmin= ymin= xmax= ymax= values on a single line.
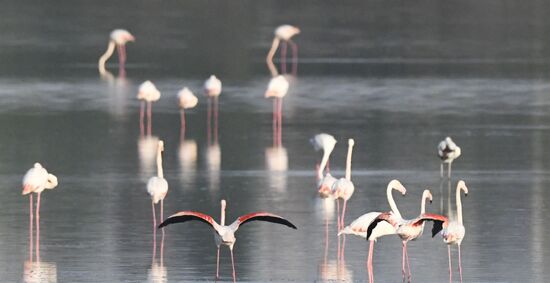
xmin=160 ymin=230 xmax=164 ymax=266
xmin=336 ymin=198 xmax=341 ymax=231
xmin=272 ymin=99 xmax=277 ymax=147
xmin=140 ymin=101 xmax=145 ymax=137
xmin=214 ymin=96 xmax=219 ymax=144
xmin=401 ymin=241 xmax=406 ymax=282
xmin=448 ymin=161 xmax=452 ymax=178
xmin=118 ymin=45 xmax=127 ymax=77
xmin=440 ymin=163 xmax=444 ymax=178
xmin=280 ymin=41 xmax=288 ymax=74
xmin=216 ymin=246 xmax=221 ymax=279
xmin=448 ymin=245 xmax=452 ymax=283
xmin=405 ymin=242 xmax=411 ymax=282
xmin=147 ymin=101 xmax=152 ymax=136
xmin=277 ymin=97 xmax=283 ymax=146
xmin=36 ymin=192 xmax=41 ymax=261
xmin=368 ymin=240 xmax=374 ymax=283
xmin=458 ymin=244 xmax=463 ymax=283
xmin=180 ymin=109 xmax=186 ymax=142
xmin=29 ymin=194 xmax=33 ymax=261
xmin=341 ymin=200 xmax=347 ymax=229
xmin=289 ymin=40 xmax=298 ymax=76
xmin=230 ymin=247 xmax=236 ymax=282
xmin=207 ymin=97 xmax=212 ymax=145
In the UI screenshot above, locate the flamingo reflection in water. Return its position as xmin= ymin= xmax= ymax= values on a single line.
xmin=159 ymin=199 xmax=297 ymax=282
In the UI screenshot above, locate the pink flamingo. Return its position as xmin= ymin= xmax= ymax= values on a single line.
xmin=310 ymin=133 xmax=337 ymax=187
xmin=158 ymin=199 xmax=297 ymax=282
xmin=147 ymin=140 xmax=168 ymax=229
xmin=367 ymin=190 xmax=448 ymax=282
xmin=338 ymin=179 xmax=407 ymax=283
xmin=440 ymin=180 xmax=468 ymax=283
xmin=438 ymin=137 xmax=461 ymax=178
xmin=177 ymin=87 xmax=198 ymax=141
xmin=266 ymin=25 xmax=300 ymax=76
xmin=332 ymin=139 xmax=355 ymax=230
xmin=204 ymin=75 xmax=222 ymax=145
xmin=264 ymin=75 xmax=289 ymax=147
xmin=137 ymin=81 xmax=161 ymax=136
xmin=98 ymin=29 xmax=135 ymax=77
xmin=22 ymin=163 xmax=58 ymax=260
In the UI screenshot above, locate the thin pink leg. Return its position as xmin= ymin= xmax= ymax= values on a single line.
xmin=36 ymin=192 xmax=41 ymax=261
xmin=160 ymin=225 xmax=165 ymax=265
xmin=230 ymin=248 xmax=236 ymax=282
xmin=402 ymin=241 xmax=406 ymax=282
xmin=140 ymin=101 xmax=145 ymax=137
xmin=29 ymin=194 xmax=33 ymax=261
xmin=341 ymin=234 xmax=346 ymax=260
xmin=216 ymin=246 xmax=221 ymax=279
xmin=341 ymin=200 xmax=347 ymax=229
xmin=207 ymin=97 xmax=212 ymax=145
xmin=152 ymin=200 xmax=157 ymax=255
xmin=180 ymin=109 xmax=186 ymax=142
xmin=277 ymin=97 xmax=283 ymax=146
xmin=458 ymin=244 xmax=463 ymax=283
xmin=448 ymin=245 xmax=452 ymax=283
xmin=336 ymin=199 xmax=341 ymax=231
xmin=214 ymin=97 xmax=219 ymax=144
xmin=147 ymin=101 xmax=152 ymax=136
xmin=272 ymin=99 xmax=277 ymax=147
xmin=368 ymin=240 xmax=374 ymax=283
xmin=117 ymin=45 xmax=127 ymax=77
xmin=405 ymin=242 xmax=411 ymax=282
xmin=290 ymin=40 xmax=298 ymax=76
xmin=280 ymin=41 xmax=288 ymax=74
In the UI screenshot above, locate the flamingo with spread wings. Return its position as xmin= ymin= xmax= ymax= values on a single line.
xmin=158 ymin=199 xmax=297 ymax=281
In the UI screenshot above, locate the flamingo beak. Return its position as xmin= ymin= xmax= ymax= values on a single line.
xmin=22 ymin=185 xmax=33 ymax=195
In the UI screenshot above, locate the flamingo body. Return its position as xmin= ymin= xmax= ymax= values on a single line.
xmin=275 ymin=25 xmax=301 ymax=41
xmin=177 ymin=87 xmax=198 ymax=109
xmin=138 ymin=81 xmax=161 ymax=102
xmin=204 ymin=75 xmax=222 ymax=97
xmin=110 ymin=29 xmax=135 ymax=45
xmin=147 ymin=177 xmax=168 ymax=204
xmin=264 ymin=75 xmax=289 ymax=98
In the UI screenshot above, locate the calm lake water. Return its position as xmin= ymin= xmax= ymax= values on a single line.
xmin=1 ymin=1 xmax=550 ymax=282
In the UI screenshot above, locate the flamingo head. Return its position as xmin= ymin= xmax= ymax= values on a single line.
xmin=423 ymin=189 xmax=433 ymax=203
xmin=458 ymin=180 xmax=468 ymax=196
xmin=158 ymin=140 xmax=164 ymax=152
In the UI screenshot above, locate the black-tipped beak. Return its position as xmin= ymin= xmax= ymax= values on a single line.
xmin=465 ymin=193 xmax=468 ymax=197
xmin=429 ymin=200 xmax=433 ymax=204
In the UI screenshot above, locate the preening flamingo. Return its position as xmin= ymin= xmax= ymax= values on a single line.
xmin=266 ymin=25 xmax=300 ymax=76
xmin=438 ymin=137 xmax=461 ymax=178
xmin=367 ymin=190 xmax=448 ymax=282
xmin=98 ymin=29 xmax=135 ymax=76
xmin=158 ymin=199 xmax=297 ymax=281
xmin=137 ymin=81 xmax=161 ymax=136
xmin=310 ymin=133 xmax=337 ymax=196
xmin=177 ymin=87 xmax=198 ymax=140
xmin=440 ymin=180 xmax=468 ymax=283
xmin=22 ymin=163 xmax=58 ymax=260
xmin=265 ymin=75 xmax=289 ymax=147
xmin=332 ymin=139 xmax=355 ymax=230
xmin=339 ymin=179 xmax=406 ymax=283
xmin=204 ymin=75 xmax=222 ymax=145
xmin=147 ymin=140 xmax=169 ymax=229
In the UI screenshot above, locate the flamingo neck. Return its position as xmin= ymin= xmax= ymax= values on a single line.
xmin=421 ymin=192 xmax=429 ymax=214
xmin=345 ymin=140 xmax=354 ymax=181
xmin=318 ymin=149 xmax=331 ymax=180
xmin=220 ymin=204 xmax=226 ymax=226
xmin=98 ymin=41 xmax=116 ymax=75
xmin=266 ymin=38 xmax=281 ymax=76
xmin=156 ymin=146 xmax=164 ymax=179
xmin=456 ymin=185 xmax=464 ymax=224
xmin=387 ymin=185 xmax=402 ymax=219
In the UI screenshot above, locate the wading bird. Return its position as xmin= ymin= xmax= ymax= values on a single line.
xmin=158 ymin=199 xmax=297 ymax=282
xmin=265 ymin=75 xmax=289 ymax=147
xmin=177 ymin=87 xmax=198 ymax=140
xmin=147 ymin=140 xmax=168 ymax=229
xmin=440 ymin=180 xmax=468 ymax=283
xmin=338 ymin=180 xmax=406 ymax=283
xmin=332 ymin=139 xmax=355 ymax=230
xmin=204 ymin=75 xmax=222 ymax=145
xmin=438 ymin=137 xmax=461 ymax=178
xmin=137 ymin=81 xmax=161 ymax=136
xmin=266 ymin=25 xmax=300 ymax=76
xmin=98 ymin=29 xmax=135 ymax=76
xmin=311 ymin=133 xmax=338 ymax=198
xmin=367 ymin=190 xmax=448 ymax=282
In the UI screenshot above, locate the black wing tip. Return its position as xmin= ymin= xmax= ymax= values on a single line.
xmin=431 ymin=220 xmax=444 ymax=237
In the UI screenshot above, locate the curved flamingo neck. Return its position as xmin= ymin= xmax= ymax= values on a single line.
xmin=456 ymin=185 xmax=465 ymax=224
xmin=156 ymin=145 xmax=164 ymax=179
xmin=318 ymin=149 xmax=331 ymax=180
xmin=98 ymin=41 xmax=116 ymax=75
xmin=220 ymin=202 xmax=226 ymax=226
xmin=266 ymin=38 xmax=281 ymax=76
xmin=345 ymin=140 xmax=354 ymax=181
xmin=387 ymin=185 xmax=402 ymax=219
xmin=421 ymin=191 xmax=430 ymax=214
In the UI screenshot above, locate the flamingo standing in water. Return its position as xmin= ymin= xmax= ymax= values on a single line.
xmin=147 ymin=140 xmax=169 ymax=229
xmin=159 ymin=199 xmax=297 ymax=282
xmin=264 ymin=75 xmax=289 ymax=147
xmin=440 ymin=180 xmax=469 ymax=283
xmin=310 ymin=133 xmax=337 ymax=197
xmin=266 ymin=25 xmax=300 ymax=76
xmin=204 ymin=75 xmax=222 ymax=145
xmin=367 ymin=190 xmax=448 ymax=282
xmin=177 ymin=87 xmax=198 ymax=141
xmin=98 ymin=29 xmax=135 ymax=77
xmin=339 ymin=180 xmax=407 ymax=283
xmin=137 ymin=81 xmax=161 ymax=136
xmin=332 ymin=139 xmax=355 ymax=230
xmin=22 ymin=163 xmax=58 ymax=260
xmin=438 ymin=137 xmax=461 ymax=178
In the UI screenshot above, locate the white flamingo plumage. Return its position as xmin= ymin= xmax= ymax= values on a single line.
xmin=98 ymin=29 xmax=135 ymax=76
xmin=204 ymin=75 xmax=222 ymax=145
xmin=367 ymin=190 xmax=448 ymax=282
xmin=137 ymin=81 xmax=161 ymax=136
xmin=266 ymin=25 xmax=300 ymax=76
xmin=338 ymin=179 xmax=406 ymax=283
xmin=332 ymin=139 xmax=355 ymax=230
xmin=440 ymin=180 xmax=468 ymax=283
xmin=147 ymin=140 xmax=168 ymax=229
xmin=177 ymin=87 xmax=198 ymax=140
xmin=310 ymin=133 xmax=337 ymax=193
xmin=158 ymin=199 xmax=297 ymax=281
xmin=438 ymin=137 xmax=461 ymax=178
xmin=265 ymin=75 xmax=289 ymax=147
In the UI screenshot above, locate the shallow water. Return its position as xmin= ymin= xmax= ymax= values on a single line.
xmin=1 ymin=1 xmax=550 ymax=282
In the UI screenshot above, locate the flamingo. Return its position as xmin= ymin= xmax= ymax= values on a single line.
xmin=22 ymin=163 xmax=58 ymax=260
xmin=367 ymin=190 xmax=448 ymax=282
xmin=137 ymin=81 xmax=161 ymax=136
xmin=332 ymin=139 xmax=355 ymax=230
xmin=266 ymin=25 xmax=300 ymax=76
xmin=338 ymin=179 xmax=406 ymax=283
xmin=438 ymin=137 xmax=461 ymax=178
xmin=177 ymin=87 xmax=198 ymax=140
xmin=147 ymin=140 xmax=169 ymax=230
xmin=158 ymin=199 xmax=297 ymax=281
xmin=440 ymin=180 xmax=468 ymax=283
xmin=310 ymin=133 xmax=338 ymax=198
xmin=98 ymin=29 xmax=135 ymax=76
xmin=204 ymin=75 xmax=222 ymax=145
xmin=265 ymin=75 xmax=289 ymax=147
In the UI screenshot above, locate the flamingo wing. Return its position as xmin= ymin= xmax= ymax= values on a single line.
xmin=366 ymin=212 xmax=398 ymax=240
xmin=158 ymin=211 xmax=219 ymax=230
xmin=231 ymin=212 xmax=297 ymax=230
xmin=412 ymin=213 xmax=449 ymax=237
